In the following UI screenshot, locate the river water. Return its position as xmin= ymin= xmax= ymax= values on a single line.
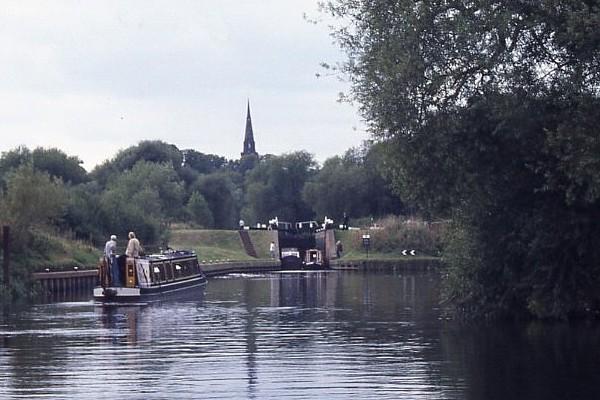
xmin=1 ymin=269 xmax=599 ymax=399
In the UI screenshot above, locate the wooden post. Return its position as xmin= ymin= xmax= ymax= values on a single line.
xmin=2 ymin=226 xmax=9 ymax=289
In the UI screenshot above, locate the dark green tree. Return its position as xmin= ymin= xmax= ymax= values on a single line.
xmin=99 ymin=161 xmax=184 ymax=244
xmin=0 ymin=164 xmax=67 ymax=249
xmin=189 ymin=171 xmax=239 ymax=229
xmin=182 ymin=150 xmax=227 ymax=174
xmin=324 ymin=0 xmax=600 ymax=318
xmin=0 ymin=147 xmax=32 ymax=187
xmin=186 ymin=191 xmax=214 ymax=228
xmin=91 ymin=140 xmax=183 ymax=187
xmin=304 ymin=144 xmax=403 ymax=222
xmin=61 ymin=181 xmax=112 ymax=244
xmin=303 ymin=154 xmax=370 ymax=221
xmin=0 ymin=146 xmax=88 ymax=186
xmin=32 ymin=147 xmax=88 ymax=184
xmin=242 ymin=151 xmax=317 ymax=224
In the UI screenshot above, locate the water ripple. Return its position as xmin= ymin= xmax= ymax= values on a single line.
xmin=0 ymin=271 xmax=465 ymax=399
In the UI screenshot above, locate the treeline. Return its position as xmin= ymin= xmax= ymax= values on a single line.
xmin=0 ymin=141 xmax=403 ymax=250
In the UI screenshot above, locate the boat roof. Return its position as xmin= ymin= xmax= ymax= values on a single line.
xmin=144 ymin=249 xmax=197 ymax=261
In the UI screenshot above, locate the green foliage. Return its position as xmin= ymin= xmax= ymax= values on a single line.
xmin=242 ymin=151 xmax=317 ymax=224
xmin=0 ymin=146 xmax=88 ymax=186
xmin=190 ymin=171 xmax=240 ymax=229
xmin=91 ymin=140 xmax=183 ymax=186
xmin=183 ymin=149 xmax=228 ymax=174
xmin=0 ymin=146 xmax=32 ymax=187
xmin=238 ymin=153 xmax=259 ymax=174
xmin=0 ymin=165 xmax=67 ymax=250
xmin=340 ymin=216 xmax=443 ymax=257
xmin=371 ymin=216 xmax=443 ymax=255
xmin=0 ymin=229 xmax=100 ymax=301
xmin=440 ymin=223 xmax=488 ymax=316
xmin=334 ymin=216 xmax=444 ymax=259
xmin=325 ymin=0 xmax=600 ymax=318
xmin=32 ymin=147 xmax=88 ymax=184
xmin=0 ymin=136 xmax=409 ymax=300
xmin=303 ymin=155 xmax=369 ymax=220
xmin=62 ymin=182 xmax=105 ymax=243
xmin=323 ymin=0 xmax=600 ymax=135
xmin=186 ymin=191 xmax=214 ymax=228
xmin=99 ymin=161 xmax=184 ymax=243
xmin=303 ymin=143 xmax=403 ymax=221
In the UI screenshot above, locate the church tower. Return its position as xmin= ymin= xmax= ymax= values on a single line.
xmin=241 ymin=100 xmax=258 ymax=157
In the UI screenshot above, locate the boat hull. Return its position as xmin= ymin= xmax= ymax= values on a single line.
xmin=303 ymin=262 xmax=324 ymax=270
xmin=94 ymin=275 xmax=207 ymax=302
xmin=281 ymin=255 xmax=303 ymax=269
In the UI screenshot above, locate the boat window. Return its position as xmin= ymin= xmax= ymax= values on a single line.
xmin=184 ymin=260 xmax=192 ymax=276
xmin=165 ymin=262 xmax=173 ymax=281
xmin=152 ymin=264 xmax=161 ymax=283
xmin=160 ymin=263 xmax=167 ymax=281
xmin=174 ymin=263 xmax=182 ymax=279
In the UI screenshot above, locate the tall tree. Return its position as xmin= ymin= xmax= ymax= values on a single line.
xmin=189 ymin=171 xmax=239 ymax=229
xmin=32 ymin=147 xmax=88 ymax=184
xmin=182 ymin=150 xmax=227 ymax=174
xmin=0 ymin=146 xmax=88 ymax=186
xmin=186 ymin=191 xmax=214 ymax=228
xmin=242 ymin=151 xmax=317 ymax=224
xmin=0 ymin=164 xmax=67 ymax=249
xmin=304 ymin=144 xmax=403 ymax=222
xmin=324 ymin=0 xmax=600 ymax=318
xmin=91 ymin=140 xmax=183 ymax=187
xmin=99 ymin=161 xmax=184 ymax=243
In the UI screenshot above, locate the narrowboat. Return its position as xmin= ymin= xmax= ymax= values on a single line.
xmin=280 ymin=247 xmax=302 ymax=269
xmin=94 ymin=249 xmax=207 ymax=302
xmin=303 ymin=248 xmax=323 ymax=270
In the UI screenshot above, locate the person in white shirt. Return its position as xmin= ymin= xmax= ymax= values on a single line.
xmin=104 ymin=235 xmax=119 ymax=286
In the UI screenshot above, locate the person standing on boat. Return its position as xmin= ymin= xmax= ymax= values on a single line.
xmin=126 ymin=231 xmax=142 ymax=258
xmin=269 ymin=241 xmax=276 ymax=258
xmin=104 ymin=234 xmax=120 ymax=286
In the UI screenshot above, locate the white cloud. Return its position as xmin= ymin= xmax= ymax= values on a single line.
xmin=0 ymin=0 xmax=366 ymax=170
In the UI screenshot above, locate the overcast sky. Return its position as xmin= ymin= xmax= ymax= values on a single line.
xmin=0 ymin=0 xmax=366 ymax=170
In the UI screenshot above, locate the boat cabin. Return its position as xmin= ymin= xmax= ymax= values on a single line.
xmin=95 ymin=249 xmax=206 ymax=301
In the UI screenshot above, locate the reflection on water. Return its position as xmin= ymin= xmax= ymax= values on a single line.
xmin=1 ymin=270 xmax=599 ymax=399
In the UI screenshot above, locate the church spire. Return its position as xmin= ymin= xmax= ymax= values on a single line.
xmin=241 ymin=100 xmax=258 ymax=157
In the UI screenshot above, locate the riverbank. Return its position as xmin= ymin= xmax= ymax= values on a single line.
xmin=168 ymin=228 xmax=277 ymax=261
xmin=30 ymin=223 xmax=440 ymax=272
xmin=333 ymin=222 xmax=443 ymax=260
xmin=28 ymin=226 xmax=444 ymax=298
xmin=330 ymin=257 xmax=442 ymax=271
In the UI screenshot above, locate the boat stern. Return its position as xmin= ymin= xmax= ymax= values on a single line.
xmin=94 ymin=286 xmax=141 ymax=302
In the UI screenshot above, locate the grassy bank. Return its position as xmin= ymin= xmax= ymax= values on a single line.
xmin=334 ymin=218 xmax=444 ymax=261
xmin=168 ymin=228 xmax=275 ymax=261
xmin=0 ymin=231 xmax=100 ymax=300
xmin=17 ymin=232 xmax=101 ymax=272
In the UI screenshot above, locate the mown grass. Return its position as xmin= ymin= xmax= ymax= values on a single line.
xmin=168 ymin=229 xmax=275 ymax=261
